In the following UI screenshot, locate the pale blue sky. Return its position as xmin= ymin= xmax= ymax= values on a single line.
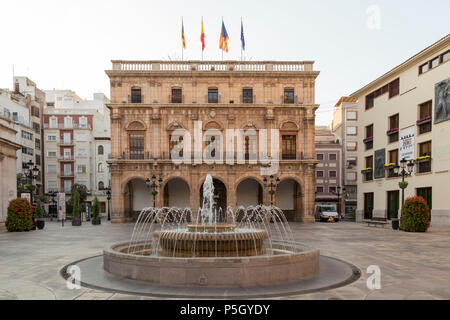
xmin=1 ymin=0 xmax=449 ymax=124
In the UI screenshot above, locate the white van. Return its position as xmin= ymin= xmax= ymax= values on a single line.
xmin=315 ymin=203 xmax=339 ymax=222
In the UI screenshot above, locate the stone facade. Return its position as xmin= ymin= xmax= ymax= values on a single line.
xmin=105 ymin=61 xmax=319 ymax=223
xmin=0 ymin=116 xmax=21 ymax=229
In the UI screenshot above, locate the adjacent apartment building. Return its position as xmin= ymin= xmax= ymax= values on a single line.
xmin=331 ymin=97 xmax=359 ymax=217
xmin=351 ymin=35 xmax=450 ymax=227
xmin=43 ymin=91 xmax=111 ymax=217
xmin=105 ymin=60 xmax=319 ymax=223
xmin=314 ymin=126 xmax=343 ymax=213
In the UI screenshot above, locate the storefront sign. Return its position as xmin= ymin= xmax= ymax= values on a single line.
xmin=400 ymin=127 xmax=415 ymax=161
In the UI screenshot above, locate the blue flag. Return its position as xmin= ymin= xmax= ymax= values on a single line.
xmin=240 ymin=20 xmax=245 ymax=51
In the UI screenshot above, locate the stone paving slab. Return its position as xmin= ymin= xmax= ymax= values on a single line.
xmin=0 ymin=220 xmax=449 ymax=300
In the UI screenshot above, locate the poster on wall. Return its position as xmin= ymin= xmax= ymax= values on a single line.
xmin=400 ymin=127 xmax=415 ymax=161
xmin=435 ymin=77 xmax=450 ymax=124
xmin=21 ymin=193 xmax=31 ymax=203
xmin=57 ymin=192 xmax=66 ymax=221
xmin=374 ymin=149 xmax=386 ymax=179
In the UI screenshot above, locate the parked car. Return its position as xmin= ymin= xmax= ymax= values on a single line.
xmin=315 ymin=203 xmax=339 ymax=222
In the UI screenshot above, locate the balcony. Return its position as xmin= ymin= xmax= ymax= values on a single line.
xmin=58 ymin=156 xmax=75 ymax=162
xmin=363 ymin=137 xmax=373 ymax=150
xmin=386 ymin=128 xmax=399 ymax=143
xmin=44 ymin=123 xmax=92 ymax=130
xmin=417 ymin=116 xmax=432 ymax=134
xmin=59 ymin=172 xmax=74 ymax=178
xmin=58 ymin=141 xmax=75 ymax=146
xmin=415 ymin=156 xmax=432 ymax=173
xmin=361 ymin=168 xmax=373 ymax=182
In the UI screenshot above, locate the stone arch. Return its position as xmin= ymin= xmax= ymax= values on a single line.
xmin=123 ymin=177 xmax=150 ymax=221
xmin=240 ymin=120 xmax=259 ymax=130
xmin=276 ymin=176 xmax=303 ymax=222
xmin=279 ymin=120 xmax=299 ymax=131
xmin=203 ymin=120 xmax=224 ymax=131
xmin=167 ymin=120 xmax=186 ymax=131
xmin=235 ymin=177 xmax=263 ymax=208
xmin=199 ymin=175 xmax=228 ymax=221
xmin=162 ymin=176 xmax=191 ymax=209
xmin=126 ymin=120 xmax=146 ymax=131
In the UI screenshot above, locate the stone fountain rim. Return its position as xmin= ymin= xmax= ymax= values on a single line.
xmin=105 ymin=240 xmax=317 ymax=262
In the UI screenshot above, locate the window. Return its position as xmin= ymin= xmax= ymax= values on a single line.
xmin=346 ymin=172 xmax=357 ymax=181
xmin=281 ymin=135 xmax=296 ymax=160
xmin=417 ymin=141 xmax=432 ymax=173
xmin=329 ymin=154 xmax=337 ymax=161
xmin=347 ymin=157 xmax=357 ymax=167
xmin=79 ymin=117 xmax=87 ymax=128
xmin=50 ymin=117 xmax=57 ymax=128
xmin=22 ymin=146 xmax=33 ymax=156
xmin=48 ymin=181 xmax=57 ymax=190
xmin=64 ymin=117 xmax=72 ymax=128
xmin=389 ymin=149 xmax=399 ymax=165
xmin=208 ymin=88 xmax=218 ymax=103
xmin=98 ymin=145 xmax=104 ymax=155
xmin=316 ymin=171 xmax=324 ymax=178
xmin=419 ymin=50 xmax=450 ymax=74
xmin=387 ymin=191 xmax=400 ymax=219
xmin=22 ymin=130 xmax=33 ymax=140
xmin=35 ymin=138 xmax=40 ymax=150
xmin=47 ymin=150 xmax=57 ymax=157
xmin=418 ymin=101 xmax=432 ymax=134
xmin=99 ymin=202 xmax=106 ymax=213
xmin=346 ymin=142 xmax=357 ymax=151
xmin=366 ymin=124 xmax=373 ymax=138
xmin=77 ymin=165 xmax=87 ymax=174
xmin=283 ymin=88 xmax=295 ymax=104
xmin=169 ymin=135 xmax=184 ymax=159
xmin=131 ymin=87 xmax=142 ymax=103
xmin=98 ymin=163 xmax=104 ymax=173
xmin=317 ymin=154 xmax=324 ymax=160
xmin=64 ymin=149 xmax=71 ymax=159
xmin=171 ymin=88 xmax=182 ymax=103
xmin=31 ymin=106 xmax=40 ymax=118
xmin=63 ymin=164 xmax=72 ymax=175
xmin=346 ymin=111 xmax=357 ymax=120
xmin=364 ymin=156 xmax=373 ymax=181
xmin=329 ymin=186 xmax=337 ymax=193
xmin=47 ymin=134 xmax=56 ymax=141
xmin=243 ymin=135 xmax=257 ymax=160
xmin=98 ymin=181 xmax=105 ymax=190
xmin=364 ymin=193 xmax=374 ymax=219
xmin=417 ymin=187 xmax=432 ymax=210
xmin=346 ymin=126 xmax=357 ymax=135
xmin=365 ymin=124 xmax=374 ymax=150
xmin=33 ymin=122 xmax=40 ymax=133
xmin=64 ymin=180 xmax=72 ymax=193
xmin=388 ymin=114 xmax=399 ymax=143
xmin=129 ymin=134 xmax=144 ymax=159
xmin=47 ymin=165 xmax=57 ymax=173
xmin=316 ymin=186 xmax=324 ymax=193
xmin=242 ymin=88 xmax=253 ymax=104
xmin=329 ymin=171 xmax=337 ymax=178
xmin=35 ymin=154 xmax=40 ymax=165
xmin=388 ymin=78 xmax=400 ymax=98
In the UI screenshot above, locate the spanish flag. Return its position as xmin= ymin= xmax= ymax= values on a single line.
xmin=219 ymin=20 xmax=229 ymax=52
xmin=182 ymin=19 xmax=186 ymax=49
xmin=200 ymin=18 xmax=205 ymax=51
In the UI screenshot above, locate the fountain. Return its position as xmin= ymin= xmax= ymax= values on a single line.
xmin=103 ymin=174 xmax=320 ymax=287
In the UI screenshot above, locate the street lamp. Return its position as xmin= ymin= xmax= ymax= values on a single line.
xmin=394 ymin=158 xmax=415 ymax=208
xmin=263 ymin=175 xmax=281 ymax=206
xmin=331 ymin=186 xmax=346 ymax=219
xmin=105 ymin=187 xmax=111 ymax=221
xmin=146 ymin=175 xmax=163 ymax=207
xmin=23 ymin=160 xmax=40 ymax=204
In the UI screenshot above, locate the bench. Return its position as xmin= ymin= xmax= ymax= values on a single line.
xmin=364 ymin=218 xmax=389 ymax=228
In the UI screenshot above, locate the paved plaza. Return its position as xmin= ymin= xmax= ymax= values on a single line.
xmin=0 ymin=221 xmax=449 ymax=300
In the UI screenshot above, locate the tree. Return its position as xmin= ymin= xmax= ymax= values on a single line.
xmin=71 ymin=184 xmax=88 ymax=204
xmin=72 ymin=191 xmax=80 ymax=219
xmin=92 ymin=196 xmax=100 ymax=220
xmin=35 ymin=200 xmax=44 ymax=220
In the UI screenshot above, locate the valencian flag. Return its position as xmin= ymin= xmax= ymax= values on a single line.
xmin=200 ymin=18 xmax=205 ymax=51
xmin=219 ymin=20 xmax=229 ymax=52
xmin=181 ymin=19 xmax=186 ymax=49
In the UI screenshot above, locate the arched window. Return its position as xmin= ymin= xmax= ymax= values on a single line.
xmin=98 ymin=163 xmax=104 ymax=173
xmin=98 ymin=145 xmax=104 ymax=155
xmin=98 ymin=181 xmax=104 ymax=190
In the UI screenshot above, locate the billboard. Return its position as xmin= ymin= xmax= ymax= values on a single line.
xmin=400 ymin=127 xmax=415 ymax=161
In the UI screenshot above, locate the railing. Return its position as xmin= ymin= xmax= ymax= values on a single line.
xmin=58 ymin=156 xmax=75 ymax=161
xmin=44 ymin=123 xmax=92 ymax=130
xmin=111 ymin=60 xmax=314 ymax=73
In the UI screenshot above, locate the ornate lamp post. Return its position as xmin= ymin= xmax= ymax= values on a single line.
xmin=263 ymin=175 xmax=280 ymax=206
xmin=23 ymin=159 xmax=40 ymax=204
xmin=105 ymin=187 xmax=111 ymax=221
xmin=392 ymin=158 xmax=415 ymax=230
xmin=146 ymin=175 xmax=163 ymax=207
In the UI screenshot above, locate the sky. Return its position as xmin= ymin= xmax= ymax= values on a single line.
xmin=1 ymin=0 xmax=449 ymax=125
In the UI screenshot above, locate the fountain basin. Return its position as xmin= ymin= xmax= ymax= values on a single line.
xmin=103 ymin=241 xmax=320 ymax=287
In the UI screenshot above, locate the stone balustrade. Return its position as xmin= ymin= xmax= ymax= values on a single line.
xmin=111 ymin=60 xmax=314 ymax=72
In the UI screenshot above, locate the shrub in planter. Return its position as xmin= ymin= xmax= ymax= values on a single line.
xmin=72 ymin=191 xmax=82 ymax=226
xmin=5 ymin=198 xmax=33 ymax=232
xmin=400 ymin=196 xmax=430 ymax=232
xmin=34 ymin=200 xmax=45 ymax=230
xmin=91 ymin=196 xmax=101 ymax=225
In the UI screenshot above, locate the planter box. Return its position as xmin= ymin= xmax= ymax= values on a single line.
xmin=36 ymin=220 xmax=45 ymax=230
xmin=72 ymin=219 xmax=82 ymax=226
xmin=92 ymin=218 xmax=101 ymax=225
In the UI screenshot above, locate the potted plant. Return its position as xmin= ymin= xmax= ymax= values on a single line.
xmin=72 ymin=191 xmax=82 ymax=226
xmin=399 ymin=181 xmax=408 ymax=189
xmin=91 ymin=196 xmax=101 ymax=225
xmin=35 ymin=200 xmax=45 ymax=230
xmin=5 ymin=198 xmax=34 ymax=232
